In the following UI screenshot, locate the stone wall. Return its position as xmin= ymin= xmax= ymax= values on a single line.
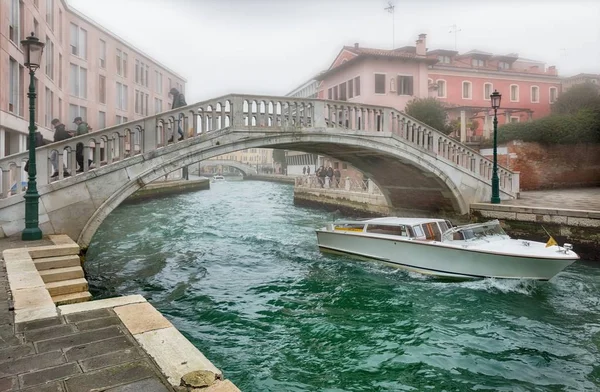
xmin=485 ymin=142 xmax=600 ymax=191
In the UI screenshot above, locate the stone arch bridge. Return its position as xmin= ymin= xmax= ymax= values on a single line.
xmin=0 ymin=94 xmax=519 ymax=247
xmin=192 ymin=159 xmax=258 ymax=176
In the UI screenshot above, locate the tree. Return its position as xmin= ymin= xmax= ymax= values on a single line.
xmin=551 ymin=83 xmax=600 ymax=115
xmin=404 ymin=97 xmax=451 ymax=134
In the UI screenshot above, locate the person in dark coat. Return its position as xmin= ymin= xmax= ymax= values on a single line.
xmin=24 ymin=131 xmax=45 ymax=173
xmin=73 ymin=116 xmax=93 ymax=172
xmin=49 ymin=119 xmax=72 ymax=178
xmin=168 ymin=88 xmax=187 ymax=142
xmin=333 ymin=168 xmax=341 ymax=188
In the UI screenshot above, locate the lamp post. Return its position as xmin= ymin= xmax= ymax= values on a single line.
xmin=21 ymin=33 xmax=45 ymax=241
xmin=490 ymin=90 xmax=502 ymax=204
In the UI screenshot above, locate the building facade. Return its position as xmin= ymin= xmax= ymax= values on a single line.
xmin=208 ymin=148 xmax=274 ymax=173
xmin=0 ymin=0 xmax=186 ymax=158
xmin=561 ymin=73 xmax=599 ymax=92
xmin=428 ymin=49 xmax=561 ymax=139
xmin=316 ymin=34 xmax=435 ymax=112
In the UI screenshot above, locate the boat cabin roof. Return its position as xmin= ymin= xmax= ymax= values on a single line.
xmin=335 ymin=217 xmax=446 ymax=226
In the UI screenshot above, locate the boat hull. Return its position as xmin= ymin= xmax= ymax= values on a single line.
xmin=316 ymin=230 xmax=577 ymax=280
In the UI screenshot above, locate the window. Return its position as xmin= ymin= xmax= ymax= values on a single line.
xmin=436 ymin=80 xmax=446 ymax=98
xmin=45 ymin=37 xmax=54 ymax=80
xmin=549 ymin=87 xmax=558 ymax=103
xmin=69 ymin=64 xmax=87 ymax=98
xmin=116 ymin=115 xmax=128 ymax=124
xmin=397 ymin=76 xmax=413 ymax=95
xmin=510 ymin=116 xmax=520 ymax=123
xmin=98 ymin=111 xmax=106 ymax=130
xmin=510 ymin=84 xmax=519 ymax=102
xmin=339 ymin=83 xmax=347 ymax=101
xmin=155 ymin=71 xmax=163 ymax=94
xmin=69 ymin=104 xmax=87 ymax=123
xmin=99 ymin=39 xmax=106 ymax=68
xmin=9 ymin=58 xmax=19 ymax=114
xmin=366 ymin=225 xmax=409 ymax=237
xmin=498 ymin=61 xmax=510 ymax=70
xmin=34 ymin=19 xmax=39 ymax=38
xmin=69 ymin=24 xmax=87 ymax=58
xmin=483 ymin=83 xmax=493 ymax=100
xmin=333 ymin=85 xmax=338 ymax=100
xmin=438 ymin=55 xmax=451 ymax=64
xmin=354 ymin=76 xmax=361 ymax=96
xmin=58 ymin=98 xmax=62 ymax=119
xmin=44 ymin=88 xmax=53 ymax=127
xmin=135 ymin=60 xmax=140 ymax=84
xmin=99 ymin=75 xmax=106 ymax=103
xmin=327 ymin=88 xmax=332 ymax=100
xmin=116 ymin=82 xmax=128 ymax=110
xmin=58 ymin=54 xmax=62 ymax=88
xmin=144 ymin=65 xmax=149 ymax=88
xmin=347 ymin=79 xmax=354 ymax=99
xmin=531 ymin=86 xmax=539 ymax=103
xmin=116 ymin=49 xmax=127 ymax=77
xmin=471 ymin=58 xmax=485 ymax=67
xmin=154 ymin=98 xmax=163 ymax=113
xmin=462 ymin=81 xmax=472 ymax=99
xmin=9 ymin=0 xmax=20 ymax=42
xmin=135 ymin=90 xmax=141 ymax=114
xmin=375 ymin=74 xmax=386 ymax=94
xmin=58 ymin=9 xmax=62 ymax=42
xmin=46 ymin=0 xmax=54 ymax=30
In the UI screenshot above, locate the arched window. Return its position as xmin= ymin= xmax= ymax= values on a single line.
xmin=549 ymin=87 xmax=558 ymax=103
xmin=483 ymin=83 xmax=493 ymax=100
xmin=462 ymin=81 xmax=472 ymax=99
xmin=436 ymin=80 xmax=446 ymax=98
xmin=531 ymin=86 xmax=539 ymax=103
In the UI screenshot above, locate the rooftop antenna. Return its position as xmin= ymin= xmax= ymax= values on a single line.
xmin=384 ymin=1 xmax=395 ymax=48
xmin=449 ymin=24 xmax=461 ymax=51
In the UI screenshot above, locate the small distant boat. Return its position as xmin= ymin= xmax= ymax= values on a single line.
xmin=316 ymin=217 xmax=579 ymax=281
xmin=211 ymin=175 xmax=225 ymax=182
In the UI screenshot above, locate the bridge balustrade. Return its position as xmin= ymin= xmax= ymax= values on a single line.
xmin=0 ymin=94 xmax=519 ymax=201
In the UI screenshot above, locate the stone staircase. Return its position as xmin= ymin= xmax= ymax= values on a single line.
xmin=31 ymin=244 xmax=91 ymax=306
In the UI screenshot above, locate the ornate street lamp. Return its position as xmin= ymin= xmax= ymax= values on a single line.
xmin=21 ymin=33 xmax=45 ymax=241
xmin=490 ymin=90 xmax=502 ymax=204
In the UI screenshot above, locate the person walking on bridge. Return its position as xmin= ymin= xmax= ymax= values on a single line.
xmin=73 ymin=117 xmax=93 ymax=173
xmin=50 ymin=119 xmax=72 ymax=179
xmin=168 ymin=88 xmax=187 ymax=142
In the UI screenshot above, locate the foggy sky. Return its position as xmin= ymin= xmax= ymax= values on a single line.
xmin=69 ymin=0 xmax=600 ymax=103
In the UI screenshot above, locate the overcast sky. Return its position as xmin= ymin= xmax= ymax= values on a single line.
xmin=69 ymin=0 xmax=600 ymax=103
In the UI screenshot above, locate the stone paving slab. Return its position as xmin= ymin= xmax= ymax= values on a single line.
xmin=502 ymin=188 xmax=600 ymax=212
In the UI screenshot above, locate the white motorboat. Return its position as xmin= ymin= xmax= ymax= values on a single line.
xmin=211 ymin=175 xmax=225 ymax=182
xmin=315 ymin=217 xmax=579 ymax=280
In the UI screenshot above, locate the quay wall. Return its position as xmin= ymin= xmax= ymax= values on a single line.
xmin=125 ymin=178 xmax=210 ymax=204
xmin=486 ymin=142 xmax=600 ymax=191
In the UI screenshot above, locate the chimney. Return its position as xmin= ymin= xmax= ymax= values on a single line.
xmin=416 ymin=33 xmax=427 ymax=56
xmin=354 ymin=43 xmax=359 ymax=49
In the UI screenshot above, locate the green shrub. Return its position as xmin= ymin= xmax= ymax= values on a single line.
xmin=497 ymin=109 xmax=600 ymax=145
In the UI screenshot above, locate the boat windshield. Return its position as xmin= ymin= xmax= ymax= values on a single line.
xmin=442 ymin=220 xmax=508 ymax=242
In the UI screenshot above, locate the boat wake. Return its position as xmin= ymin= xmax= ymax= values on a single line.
xmin=450 ymin=277 xmax=541 ymax=295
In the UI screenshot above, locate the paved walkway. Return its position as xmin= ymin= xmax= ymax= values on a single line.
xmin=0 ymin=238 xmax=174 ymax=392
xmin=502 ymin=188 xmax=600 ymax=211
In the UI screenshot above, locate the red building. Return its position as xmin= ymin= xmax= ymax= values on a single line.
xmin=427 ymin=49 xmax=561 ymax=140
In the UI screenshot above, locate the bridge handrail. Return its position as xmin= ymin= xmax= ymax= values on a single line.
xmin=0 ymin=93 xmax=518 ymax=200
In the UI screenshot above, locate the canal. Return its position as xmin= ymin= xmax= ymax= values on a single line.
xmin=85 ymin=180 xmax=600 ymax=392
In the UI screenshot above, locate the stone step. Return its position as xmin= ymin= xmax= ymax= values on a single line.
xmin=52 ymin=291 xmax=92 ymax=306
xmin=46 ymin=278 xmax=89 ymax=297
xmin=34 ymin=255 xmax=81 ymax=271
xmin=39 ymin=266 xmax=85 ymax=283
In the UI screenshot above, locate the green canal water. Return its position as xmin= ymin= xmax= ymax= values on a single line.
xmin=85 ymin=181 xmax=600 ymax=392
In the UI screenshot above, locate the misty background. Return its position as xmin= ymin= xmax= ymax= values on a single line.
xmin=69 ymin=0 xmax=600 ymax=103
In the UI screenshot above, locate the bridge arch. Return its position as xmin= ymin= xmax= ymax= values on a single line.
xmin=194 ymin=160 xmax=258 ymax=177
xmin=77 ymin=131 xmax=470 ymax=247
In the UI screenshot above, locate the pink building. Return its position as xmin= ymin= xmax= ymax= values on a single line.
xmin=1 ymin=0 xmax=186 ymax=158
xmin=428 ymin=49 xmax=561 ymax=139
xmin=317 ymin=34 xmax=436 ymax=112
